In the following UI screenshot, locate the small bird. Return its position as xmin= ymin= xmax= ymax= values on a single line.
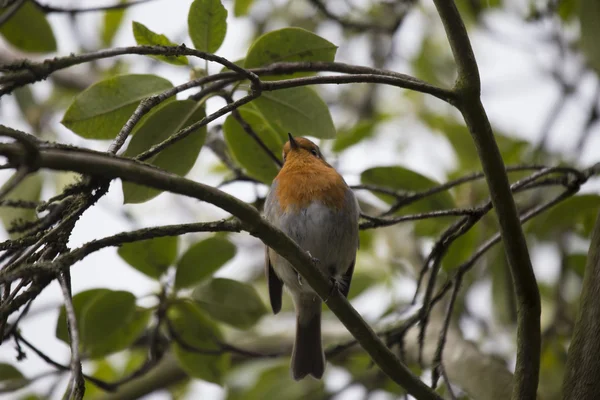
xmin=264 ymin=133 xmax=360 ymax=380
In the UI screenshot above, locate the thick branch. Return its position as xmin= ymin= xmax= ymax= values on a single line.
xmin=0 ymin=142 xmax=441 ymax=400
xmin=432 ymin=1 xmax=540 ymax=398
xmin=563 ymin=210 xmax=600 ymax=398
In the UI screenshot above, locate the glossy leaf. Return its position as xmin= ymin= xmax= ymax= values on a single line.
xmin=80 ymin=291 xmax=138 ymax=355
xmin=253 ymin=87 xmax=336 ymax=139
xmin=580 ymin=0 xmax=600 ymax=75
xmin=0 ymin=362 xmax=27 ymax=392
xmin=361 ymin=166 xmax=455 ymax=212
xmin=56 ymin=289 xmax=111 ymax=344
xmin=223 ymin=106 xmax=283 ymax=183
xmin=332 ymin=117 xmax=386 ymax=153
xmin=118 ymin=236 xmax=178 ymax=279
xmin=192 ymin=278 xmax=267 ymax=329
xmin=421 ymin=112 xmax=528 ymax=171
xmin=132 ymin=21 xmax=188 ymax=65
xmin=188 ymin=0 xmax=228 ymax=53
xmin=0 ymin=174 xmax=42 ymax=239
xmin=122 ymin=100 xmax=207 ymax=203
xmin=0 ymin=2 xmax=56 ymax=53
xmin=101 ymin=1 xmax=126 ymax=46
xmin=175 ymin=237 xmax=236 ymax=289
xmin=245 ymin=28 xmax=337 ymax=78
xmin=527 ymin=195 xmax=600 ymax=239
xmin=234 ymin=0 xmax=255 ymax=16
xmin=61 ymin=74 xmax=173 ymax=139
xmin=567 ymin=253 xmax=587 ymax=278
xmin=86 ymin=308 xmax=151 ymax=359
xmin=169 ymin=301 xmax=229 ymax=384
xmin=56 ymin=289 xmax=147 ymax=358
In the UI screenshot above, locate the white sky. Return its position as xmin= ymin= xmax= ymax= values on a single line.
xmin=1 ymin=0 xmax=599 ymax=399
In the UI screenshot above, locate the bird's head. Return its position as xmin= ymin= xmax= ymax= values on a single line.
xmin=282 ymin=133 xmax=329 ymax=167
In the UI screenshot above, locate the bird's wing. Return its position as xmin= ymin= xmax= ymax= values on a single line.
xmin=264 ymin=179 xmax=283 ymax=314
xmin=340 ymin=258 xmax=355 ymax=298
xmin=265 ymin=247 xmax=283 ymax=314
xmin=341 ymin=186 xmax=360 ymax=298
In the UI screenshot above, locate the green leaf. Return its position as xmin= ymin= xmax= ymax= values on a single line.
xmin=56 ymin=289 xmax=147 ymax=358
xmin=122 ymin=100 xmax=207 ymax=203
xmin=175 ymin=237 xmax=236 ymax=289
xmin=422 ymin=112 xmax=529 ymax=173
xmin=245 ymin=27 xmax=337 ymax=79
xmin=0 ymin=363 xmax=27 ymax=392
xmin=527 ymin=195 xmax=600 ymax=239
xmin=192 ymin=278 xmax=267 ymax=329
xmin=80 ymin=290 xmax=143 ymax=358
xmin=579 ymin=0 xmax=600 ymax=75
xmin=252 ymin=87 xmax=336 ymax=139
xmin=132 ymin=21 xmax=188 ymax=65
xmin=101 ymin=1 xmax=127 ymax=46
xmin=0 ymin=363 xmax=24 ymax=382
xmin=361 ymin=166 xmax=455 ymax=212
xmin=0 ymin=174 xmax=42 ymax=239
xmin=61 ymin=74 xmax=173 ymax=139
xmin=559 ymin=0 xmax=579 ymax=21
xmin=86 ymin=308 xmax=151 ymax=359
xmin=188 ymin=0 xmax=228 ymax=53
xmin=56 ymin=289 xmax=111 ymax=344
xmin=223 ymin=107 xmax=283 ymax=183
xmin=84 ymin=360 xmax=119 ymax=399
xmin=234 ymin=0 xmax=255 ymax=16
xmin=227 ymin=364 xmax=324 ymax=400
xmin=0 ymin=2 xmax=56 ymax=53
xmin=332 ymin=115 xmax=388 ymax=153
xmin=118 ymin=236 xmax=179 ymax=279
xmin=169 ymin=301 xmax=229 ymax=384
xmin=566 ymin=253 xmax=587 ymax=278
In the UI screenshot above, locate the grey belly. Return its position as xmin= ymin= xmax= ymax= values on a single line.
xmin=273 ymin=201 xmax=358 ymax=294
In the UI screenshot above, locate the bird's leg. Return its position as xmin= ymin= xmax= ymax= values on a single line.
xmin=298 ymin=251 xmax=320 ymax=286
xmin=324 ymin=277 xmax=341 ymax=303
xmin=324 ymin=266 xmax=346 ymax=303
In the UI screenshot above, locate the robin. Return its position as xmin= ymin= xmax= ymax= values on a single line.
xmin=264 ymin=133 xmax=360 ymax=380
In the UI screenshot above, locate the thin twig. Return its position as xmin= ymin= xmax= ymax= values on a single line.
xmin=57 ymin=271 xmax=84 ymax=400
xmin=33 ymin=0 xmax=158 ymax=14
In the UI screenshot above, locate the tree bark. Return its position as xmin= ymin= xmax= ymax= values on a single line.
xmin=562 ymin=210 xmax=600 ymax=398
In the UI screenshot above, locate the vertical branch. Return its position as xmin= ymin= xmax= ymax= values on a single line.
xmin=563 ymin=210 xmax=600 ymax=398
xmin=431 ymin=1 xmax=541 ymax=399
xmin=58 ymin=271 xmax=85 ymax=400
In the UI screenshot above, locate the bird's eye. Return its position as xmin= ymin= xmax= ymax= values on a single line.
xmin=310 ymin=149 xmax=319 ymax=157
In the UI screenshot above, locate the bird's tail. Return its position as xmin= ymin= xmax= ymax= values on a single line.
xmin=291 ymin=297 xmax=325 ymax=380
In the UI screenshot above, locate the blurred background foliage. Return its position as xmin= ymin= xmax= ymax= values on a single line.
xmin=0 ymin=0 xmax=599 ymax=399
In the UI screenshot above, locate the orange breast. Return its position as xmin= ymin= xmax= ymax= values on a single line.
xmin=275 ymin=160 xmax=347 ymax=212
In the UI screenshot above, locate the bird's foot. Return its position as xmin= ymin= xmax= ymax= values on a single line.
xmin=306 ymin=250 xmax=320 ymax=265
xmin=324 ymin=277 xmax=341 ymax=303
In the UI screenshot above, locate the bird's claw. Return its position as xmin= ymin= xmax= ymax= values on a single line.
xmin=324 ymin=277 xmax=340 ymax=303
xmin=307 ymin=251 xmax=320 ymax=265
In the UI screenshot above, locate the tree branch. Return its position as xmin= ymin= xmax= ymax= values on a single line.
xmin=562 ymin=210 xmax=600 ymax=398
xmin=57 ymin=272 xmax=84 ymax=400
xmin=432 ymin=1 xmax=541 ymax=398
xmin=0 ymin=140 xmax=441 ymax=399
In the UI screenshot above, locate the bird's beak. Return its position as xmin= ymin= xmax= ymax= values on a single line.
xmin=288 ymin=133 xmax=298 ymax=150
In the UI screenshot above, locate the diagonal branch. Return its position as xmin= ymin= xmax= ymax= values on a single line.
xmin=0 ymin=139 xmax=441 ymax=399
